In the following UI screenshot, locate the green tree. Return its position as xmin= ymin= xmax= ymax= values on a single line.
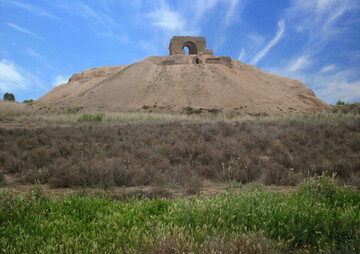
xmin=3 ymin=92 xmax=15 ymax=101
xmin=336 ymin=100 xmax=345 ymax=106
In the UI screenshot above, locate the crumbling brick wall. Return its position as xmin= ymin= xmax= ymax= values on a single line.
xmin=169 ymin=36 xmax=213 ymax=55
xmin=205 ymin=56 xmax=231 ymax=66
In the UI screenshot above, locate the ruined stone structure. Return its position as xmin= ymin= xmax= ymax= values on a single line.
xmin=163 ymin=36 xmax=232 ymax=67
xmin=169 ymin=36 xmax=213 ymax=55
xmin=205 ymin=56 xmax=231 ymax=66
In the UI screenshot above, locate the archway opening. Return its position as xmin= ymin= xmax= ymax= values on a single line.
xmin=182 ymin=41 xmax=198 ymax=54
xmin=184 ymin=47 xmax=189 ymax=55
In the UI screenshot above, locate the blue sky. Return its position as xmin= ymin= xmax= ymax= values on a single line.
xmin=0 ymin=0 xmax=359 ymax=104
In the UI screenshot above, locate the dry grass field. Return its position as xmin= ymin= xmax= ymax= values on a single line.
xmin=1 ymin=117 xmax=360 ymax=190
xmin=1 ymin=100 xmax=360 ymax=191
xmin=1 ymin=100 xmax=359 ymax=253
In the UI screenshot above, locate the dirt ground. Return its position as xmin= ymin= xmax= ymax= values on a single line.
xmin=1 ymin=173 xmax=297 ymax=200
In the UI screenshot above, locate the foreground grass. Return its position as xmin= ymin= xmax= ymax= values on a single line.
xmin=1 ymin=176 xmax=359 ymax=253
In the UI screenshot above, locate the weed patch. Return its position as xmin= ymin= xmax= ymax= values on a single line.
xmin=78 ymin=113 xmax=105 ymax=122
xmin=0 ymin=177 xmax=359 ymax=253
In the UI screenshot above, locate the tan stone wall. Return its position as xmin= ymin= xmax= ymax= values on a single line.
xmin=159 ymin=55 xmax=232 ymax=67
xmin=169 ymin=36 xmax=213 ymax=55
xmin=205 ymin=56 xmax=232 ymax=67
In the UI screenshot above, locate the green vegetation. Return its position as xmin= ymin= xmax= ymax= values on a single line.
xmin=1 ymin=176 xmax=359 ymax=253
xmin=3 ymin=92 xmax=15 ymax=102
xmin=334 ymin=101 xmax=360 ymax=115
xmin=78 ymin=112 xmax=105 ymax=122
xmin=336 ymin=100 xmax=346 ymax=106
xmin=23 ymin=99 xmax=34 ymax=103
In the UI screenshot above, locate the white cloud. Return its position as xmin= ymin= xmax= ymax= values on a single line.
xmin=8 ymin=23 xmax=43 ymax=40
xmin=10 ymin=1 xmax=57 ymax=19
xmin=194 ymin=0 xmax=247 ymax=27
xmin=77 ymin=3 xmax=115 ymax=27
xmin=247 ymin=33 xmax=265 ymax=47
xmin=288 ymin=55 xmax=312 ymax=71
xmin=56 ymin=2 xmax=115 ymax=28
xmin=0 ymin=59 xmax=41 ymax=93
xmin=57 ymin=2 xmax=126 ymax=44
xmin=265 ymin=62 xmax=360 ymax=104
xmin=0 ymin=60 xmax=23 ymax=84
xmin=238 ymin=33 xmax=265 ymax=62
xmin=146 ymin=8 xmax=183 ymax=31
xmin=321 ymin=64 xmax=336 ymax=72
xmin=312 ymin=69 xmax=360 ymax=103
xmin=99 ymin=0 xmax=115 ymax=13
xmin=25 ymin=48 xmax=45 ymax=61
xmin=250 ymin=19 xmax=285 ymax=65
xmin=264 ymin=55 xmax=312 ymax=78
xmin=237 ymin=48 xmax=245 ymax=61
xmin=142 ymin=0 xmax=250 ymax=53
xmin=145 ymin=1 xmax=197 ymax=35
xmin=24 ymin=48 xmax=56 ymax=70
xmin=224 ymin=0 xmax=246 ymax=26
xmin=285 ymin=0 xmax=358 ymax=50
xmin=52 ymin=75 xmax=70 ymax=87
xmin=194 ymin=0 xmax=221 ymax=23
xmin=258 ymin=0 xmax=360 ymax=104
xmin=146 ymin=0 xmax=249 ymax=37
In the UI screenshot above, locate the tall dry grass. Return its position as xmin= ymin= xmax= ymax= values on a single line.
xmin=1 ymin=98 xmax=359 ymax=123
xmin=0 ymin=100 xmax=35 ymax=117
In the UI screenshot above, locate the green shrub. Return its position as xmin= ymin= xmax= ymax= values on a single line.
xmin=23 ymin=99 xmax=34 ymax=103
xmin=298 ymin=174 xmax=340 ymax=201
xmin=78 ymin=113 xmax=105 ymax=122
xmin=336 ymin=100 xmax=345 ymax=106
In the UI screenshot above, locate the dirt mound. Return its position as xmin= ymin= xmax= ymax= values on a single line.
xmin=35 ymin=55 xmax=329 ymax=114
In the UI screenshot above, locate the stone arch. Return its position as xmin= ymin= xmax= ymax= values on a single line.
xmin=182 ymin=41 xmax=198 ymax=55
xmin=169 ymin=36 xmax=213 ymax=55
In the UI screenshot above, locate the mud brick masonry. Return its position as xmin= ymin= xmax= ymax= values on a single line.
xmin=169 ymin=36 xmax=214 ymax=55
xmin=166 ymin=36 xmax=231 ymax=67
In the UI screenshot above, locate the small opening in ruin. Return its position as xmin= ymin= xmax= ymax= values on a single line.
xmin=195 ymin=58 xmax=199 ymax=64
xmin=184 ymin=46 xmax=190 ymax=55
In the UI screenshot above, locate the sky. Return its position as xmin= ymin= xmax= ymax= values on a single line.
xmin=0 ymin=0 xmax=359 ymax=104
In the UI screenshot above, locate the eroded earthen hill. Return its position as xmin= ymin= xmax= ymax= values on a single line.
xmin=35 ymin=36 xmax=329 ymax=114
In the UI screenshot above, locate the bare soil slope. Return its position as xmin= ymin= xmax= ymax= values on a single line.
xmin=35 ymin=55 xmax=329 ymax=114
